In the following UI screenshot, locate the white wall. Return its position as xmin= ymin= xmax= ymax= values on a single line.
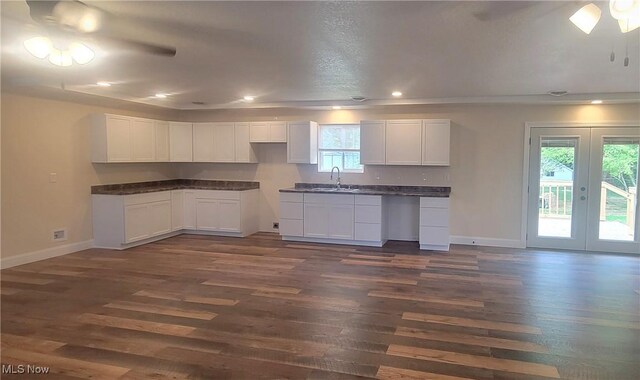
xmin=1 ymin=93 xmax=180 ymax=259
xmin=178 ymin=103 xmax=640 ymax=245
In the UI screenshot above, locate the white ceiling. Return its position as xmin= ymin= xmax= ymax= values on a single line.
xmin=2 ymin=1 xmax=639 ymax=110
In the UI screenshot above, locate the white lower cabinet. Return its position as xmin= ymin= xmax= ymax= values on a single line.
xmin=419 ymin=197 xmax=450 ymax=251
xmin=93 ymin=189 xmax=259 ymax=249
xmin=171 ymin=190 xmax=184 ymax=231
xmin=280 ymin=193 xmax=386 ymax=246
xmin=279 ymin=193 xmax=304 ymax=237
xmin=121 ymin=192 xmax=171 ymax=244
xmin=279 ymin=192 xmax=448 ymax=250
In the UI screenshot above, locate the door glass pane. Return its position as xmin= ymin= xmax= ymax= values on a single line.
xmin=538 ymin=139 xmax=576 ymax=238
xmin=598 ymin=138 xmax=639 ymax=241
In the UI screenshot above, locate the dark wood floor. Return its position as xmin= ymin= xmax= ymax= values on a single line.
xmin=1 ymin=233 xmax=639 ymax=379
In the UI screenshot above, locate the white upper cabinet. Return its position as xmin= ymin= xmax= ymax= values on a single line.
xmin=287 ymin=121 xmax=318 ymax=164
xmin=385 ymin=120 xmax=423 ymax=165
xmin=250 ymin=121 xmax=287 ymax=143
xmin=360 ymin=120 xmax=386 ymax=165
xmin=234 ymin=122 xmax=257 ymax=163
xmin=131 ymin=118 xmax=156 ymax=162
xmin=92 ymin=114 xmax=132 ymax=163
xmin=169 ymin=122 xmax=193 ymax=162
xmin=212 ymin=122 xmax=236 ymax=162
xmin=192 ymin=123 xmax=215 ymax=162
xmin=155 ymin=121 xmax=170 ymax=162
xmin=422 ymin=119 xmax=450 ymax=166
xmin=92 ymin=114 xmax=174 ymax=163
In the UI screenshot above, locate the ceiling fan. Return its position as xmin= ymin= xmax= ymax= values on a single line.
xmin=23 ymin=0 xmax=177 ymax=66
xmin=569 ymin=0 xmax=640 ymax=34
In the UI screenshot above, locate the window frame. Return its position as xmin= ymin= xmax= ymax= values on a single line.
xmin=317 ymin=123 xmax=364 ymax=174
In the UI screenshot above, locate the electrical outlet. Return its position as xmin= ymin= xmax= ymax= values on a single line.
xmin=272 ymin=222 xmax=279 ymax=229
xmin=52 ymin=229 xmax=67 ymax=242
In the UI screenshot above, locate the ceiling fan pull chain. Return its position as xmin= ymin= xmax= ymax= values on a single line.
xmin=624 ymin=40 xmax=629 ymax=67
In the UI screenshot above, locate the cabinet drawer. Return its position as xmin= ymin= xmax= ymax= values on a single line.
xmin=355 ymin=223 xmax=382 ymax=241
xmin=420 ymin=208 xmax=449 ymax=227
xmin=355 ymin=205 xmax=382 ymax=224
xmin=124 ymin=191 xmax=171 ymax=206
xmin=304 ymin=193 xmax=354 ymax=205
xmin=280 ymin=202 xmax=303 ymax=220
xmin=355 ymin=195 xmax=382 ymax=206
xmin=419 ymin=226 xmax=450 ymax=246
xmin=195 ymin=190 xmax=240 ymax=200
xmin=280 ymin=218 xmax=303 ymax=237
xmin=280 ymin=192 xmax=303 ymax=203
xmin=420 ymin=197 xmax=449 ymax=209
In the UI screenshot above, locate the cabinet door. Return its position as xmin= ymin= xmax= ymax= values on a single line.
xmin=155 ymin=121 xmax=170 ymax=162
xmin=270 ymin=122 xmax=287 ymax=142
xmin=131 ymin=118 xmax=156 ymax=162
xmin=196 ymin=199 xmax=219 ymax=231
xmin=149 ymin=201 xmax=172 ymax=236
xmin=360 ymin=120 xmax=386 ymax=165
xmin=287 ymin=122 xmax=317 ymax=164
xmin=386 ymin=120 xmax=422 ymax=165
xmin=169 ymin=122 xmax=193 ymax=162
xmin=213 ymin=123 xmax=236 ymax=162
xmin=124 ymin=204 xmax=150 ymax=243
xmin=218 ymin=200 xmax=241 ymax=232
xmin=234 ymin=123 xmax=256 ymax=163
xmin=422 ymin=120 xmax=450 ymax=166
xmin=183 ymin=191 xmax=197 ymax=229
xmin=106 ymin=115 xmax=132 ymax=162
xmin=171 ymin=190 xmax=184 ymax=231
xmin=303 ymin=203 xmax=329 ymax=237
xmin=328 ymin=204 xmax=355 ymax=240
xmin=250 ymin=122 xmax=270 ymax=142
xmin=192 ymin=123 xmax=215 ymax=162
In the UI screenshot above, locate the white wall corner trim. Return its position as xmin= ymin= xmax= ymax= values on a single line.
xmin=0 ymin=240 xmax=95 ymax=270
xmin=450 ymin=235 xmax=525 ymax=249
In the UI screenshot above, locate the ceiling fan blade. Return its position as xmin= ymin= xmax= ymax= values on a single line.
xmin=100 ymin=35 xmax=177 ymax=57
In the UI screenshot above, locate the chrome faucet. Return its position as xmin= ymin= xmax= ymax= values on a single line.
xmin=330 ymin=166 xmax=341 ymax=189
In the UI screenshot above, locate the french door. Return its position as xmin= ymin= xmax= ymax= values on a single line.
xmin=527 ymin=126 xmax=640 ymax=254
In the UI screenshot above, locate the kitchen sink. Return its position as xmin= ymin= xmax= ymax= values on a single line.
xmin=311 ymin=187 xmax=360 ymax=193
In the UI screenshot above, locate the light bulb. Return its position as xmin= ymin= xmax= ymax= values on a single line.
xmin=70 ymin=42 xmax=94 ymax=64
xmin=24 ymin=36 xmax=52 ymax=59
xmin=48 ymin=48 xmax=72 ymax=67
xmin=569 ymin=3 xmax=602 ymax=34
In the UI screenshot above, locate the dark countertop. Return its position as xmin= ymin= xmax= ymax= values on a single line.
xmin=279 ymin=183 xmax=450 ymax=197
xmin=92 ymin=179 xmax=260 ymax=195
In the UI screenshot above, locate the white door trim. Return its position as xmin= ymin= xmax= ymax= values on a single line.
xmin=521 ymin=121 xmax=640 ymax=250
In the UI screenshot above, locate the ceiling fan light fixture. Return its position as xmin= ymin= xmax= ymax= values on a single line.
xmin=69 ymin=42 xmax=94 ymax=64
xmin=609 ymin=0 xmax=640 ymax=20
xmin=48 ymin=48 xmax=72 ymax=67
xmin=618 ymin=14 xmax=640 ymax=32
xmin=569 ymin=3 xmax=602 ymax=34
xmin=24 ymin=36 xmax=52 ymax=59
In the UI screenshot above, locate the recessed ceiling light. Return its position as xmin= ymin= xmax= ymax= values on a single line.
xmin=332 ymin=106 xmax=342 ymax=110
xmin=392 ymin=91 xmax=403 ymax=97
xmin=243 ymin=95 xmax=255 ymax=102
xmin=591 ymin=99 xmax=603 ymax=104
xmin=155 ymin=93 xmax=168 ymax=99
xmin=96 ymin=81 xmax=111 ymax=87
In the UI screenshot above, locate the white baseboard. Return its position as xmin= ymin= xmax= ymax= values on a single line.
xmin=1 ymin=240 xmax=94 ymax=269
xmin=450 ymin=235 xmax=525 ymax=249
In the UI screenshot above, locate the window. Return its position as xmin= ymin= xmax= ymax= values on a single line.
xmin=318 ymin=124 xmax=364 ymax=173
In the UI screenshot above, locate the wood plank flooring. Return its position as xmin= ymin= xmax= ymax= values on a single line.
xmin=1 ymin=233 xmax=639 ymax=379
